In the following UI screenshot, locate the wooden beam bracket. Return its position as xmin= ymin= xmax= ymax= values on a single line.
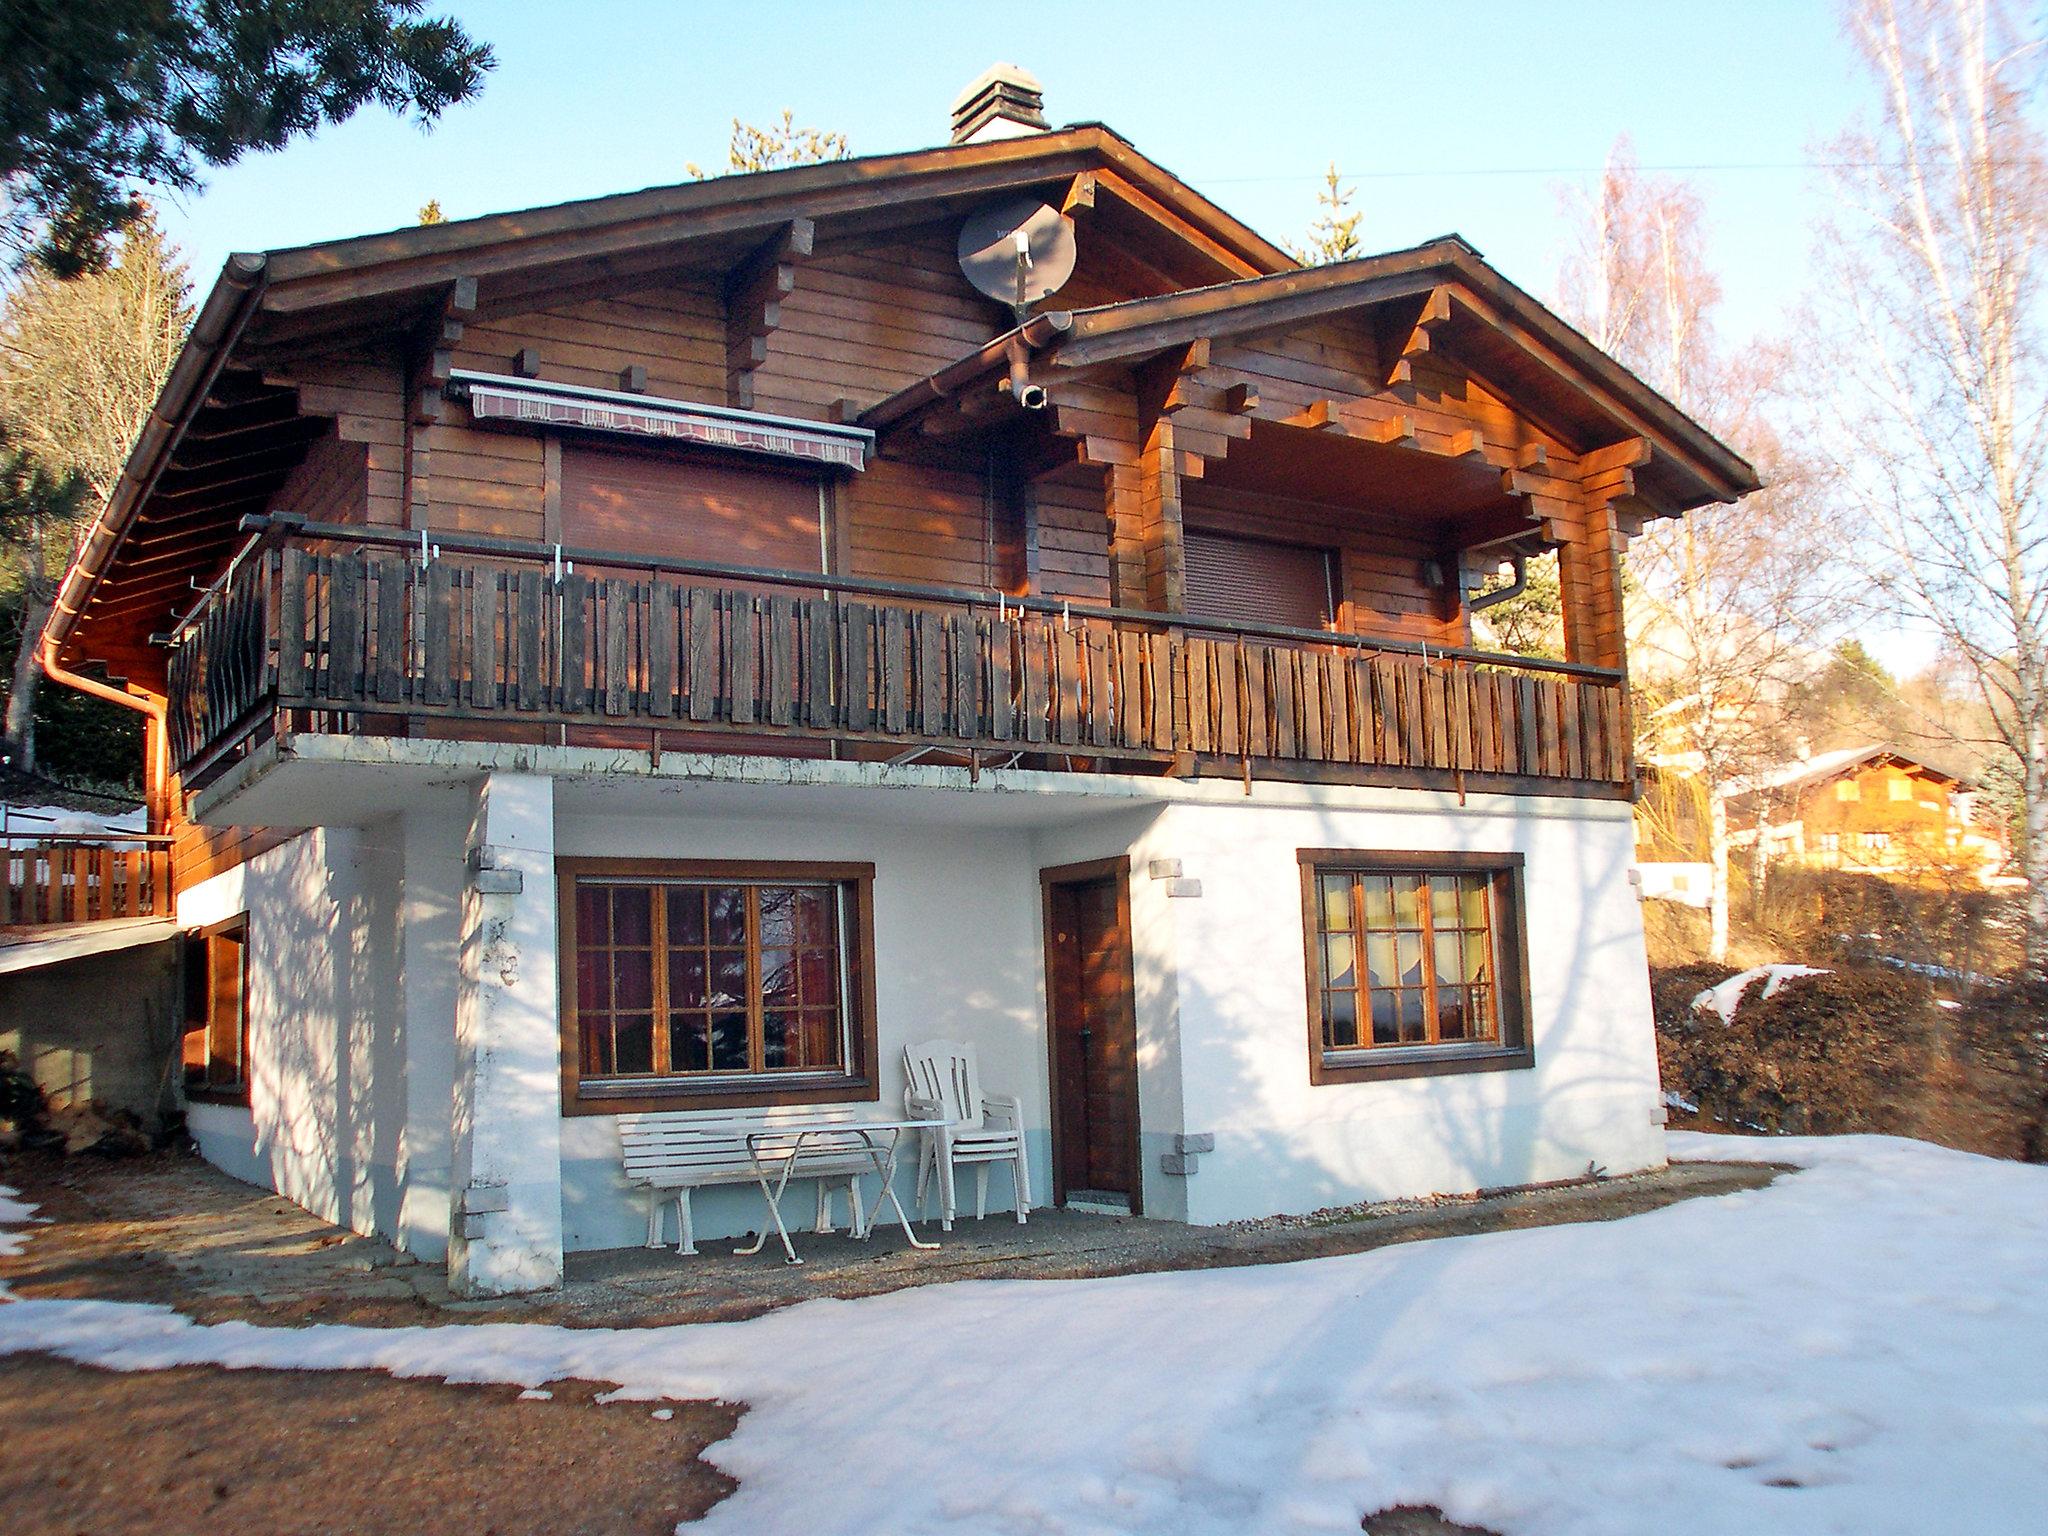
xmin=725 ymin=217 xmax=816 ymax=410
xmin=1387 ymin=284 xmax=1453 ymax=388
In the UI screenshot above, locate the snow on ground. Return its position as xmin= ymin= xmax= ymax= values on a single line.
xmin=3 ymin=1134 xmax=2046 ymax=1536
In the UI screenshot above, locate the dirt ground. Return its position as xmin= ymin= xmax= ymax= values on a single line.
xmin=1 ymin=1355 xmax=736 ymax=1536
xmin=0 ymin=1148 xmax=1781 ymax=1534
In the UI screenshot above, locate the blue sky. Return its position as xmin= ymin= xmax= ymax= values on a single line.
xmin=151 ymin=1 xmax=1870 ymax=347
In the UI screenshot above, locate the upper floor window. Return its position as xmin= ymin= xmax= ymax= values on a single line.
xmin=1298 ymin=851 xmax=1532 ymax=1084
xmin=559 ymin=443 xmax=826 ymax=573
xmin=1836 ymin=780 xmax=1861 ymax=802
xmin=1184 ymin=530 xmax=1335 ymax=632
xmin=1888 ymin=778 xmax=1913 ymax=801
xmin=559 ymin=859 xmax=877 ymax=1112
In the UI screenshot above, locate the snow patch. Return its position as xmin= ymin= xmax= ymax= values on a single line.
xmin=3 ymin=1140 xmax=2046 ymax=1535
xmin=0 ymin=802 xmax=146 ymax=842
xmin=1691 ymin=964 xmax=1833 ymax=1023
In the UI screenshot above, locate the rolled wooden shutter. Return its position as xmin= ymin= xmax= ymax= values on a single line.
xmin=559 ymin=444 xmax=825 ymax=571
xmin=1183 ymin=531 xmax=1333 ymax=630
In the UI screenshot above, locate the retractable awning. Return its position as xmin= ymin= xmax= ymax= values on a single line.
xmin=450 ymin=370 xmax=874 ymax=471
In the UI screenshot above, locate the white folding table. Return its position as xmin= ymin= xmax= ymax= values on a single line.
xmin=736 ymin=1117 xmax=951 ymax=1264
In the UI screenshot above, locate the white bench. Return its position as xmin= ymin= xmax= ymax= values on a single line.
xmin=619 ymin=1107 xmax=880 ymax=1258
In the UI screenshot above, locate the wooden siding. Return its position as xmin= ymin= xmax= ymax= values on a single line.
xmin=454 ymin=283 xmax=727 ymax=405
xmin=272 ymin=428 xmax=369 ymax=523
xmin=750 ymin=226 xmax=1008 ymax=420
xmin=285 ymin=353 xmax=406 ymax=526
xmin=1025 ymin=465 xmax=1113 ymax=604
xmin=843 ymin=457 xmax=1019 ymax=590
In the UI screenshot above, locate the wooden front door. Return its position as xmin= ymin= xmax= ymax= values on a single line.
xmin=1042 ymin=860 xmax=1141 ymax=1209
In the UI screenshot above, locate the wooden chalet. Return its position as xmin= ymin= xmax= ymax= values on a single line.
xmin=38 ymin=67 xmax=1758 ymax=1294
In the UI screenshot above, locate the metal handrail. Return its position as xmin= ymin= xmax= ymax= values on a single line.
xmin=230 ymin=512 xmax=1625 ymax=684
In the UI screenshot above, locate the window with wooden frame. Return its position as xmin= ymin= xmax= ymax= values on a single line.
xmin=1298 ymin=851 xmax=1533 ymax=1083
xmin=558 ymin=859 xmax=879 ymax=1112
xmin=181 ymin=916 xmax=250 ymax=1103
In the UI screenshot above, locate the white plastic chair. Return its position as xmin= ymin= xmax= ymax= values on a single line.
xmin=903 ymin=1039 xmax=1031 ymax=1230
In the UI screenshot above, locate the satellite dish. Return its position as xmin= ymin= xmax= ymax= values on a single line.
xmin=958 ymin=196 xmax=1077 ymax=316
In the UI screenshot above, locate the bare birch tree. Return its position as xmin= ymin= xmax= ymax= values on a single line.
xmin=1811 ymin=0 xmax=2048 ymax=969
xmin=1559 ymin=141 xmax=1833 ymax=960
xmin=0 ymin=205 xmax=189 ymax=770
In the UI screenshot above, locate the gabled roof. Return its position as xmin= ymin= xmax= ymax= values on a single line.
xmin=863 ymin=237 xmax=1761 ymax=515
xmin=43 ymin=125 xmax=1295 ymax=673
xmin=247 ymin=123 xmax=1293 ymax=342
xmin=1722 ymin=745 xmax=1968 ymax=803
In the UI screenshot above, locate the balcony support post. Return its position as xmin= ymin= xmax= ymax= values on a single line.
xmin=448 ymin=771 xmax=563 ymax=1297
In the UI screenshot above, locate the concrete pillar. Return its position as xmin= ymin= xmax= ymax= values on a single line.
xmin=448 ymin=773 xmax=563 ymax=1296
xmin=395 ymin=808 xmax=464 ymax=1262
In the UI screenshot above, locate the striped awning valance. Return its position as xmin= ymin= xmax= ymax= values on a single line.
xmin=451 ymin=371 xmax=873 ymax=470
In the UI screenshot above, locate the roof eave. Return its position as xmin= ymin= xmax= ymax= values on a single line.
xmin=40 ymin=252 xmax=271 ymax=667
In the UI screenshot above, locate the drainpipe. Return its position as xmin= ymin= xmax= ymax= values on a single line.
xmin=1466 ymin=553 xmax=1527 ymax=611
xmin=35 ymin=642 xmax=169 ymax=819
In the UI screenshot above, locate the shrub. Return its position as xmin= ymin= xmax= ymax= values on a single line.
xmin=1655 ymin=964 xmax=1934 ymax=1136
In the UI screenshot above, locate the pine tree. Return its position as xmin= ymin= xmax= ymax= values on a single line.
xmin=1294 ymin=164 xmax=1363 ymax=264
xmin=2 ymin=0 xmax=493 ymax=275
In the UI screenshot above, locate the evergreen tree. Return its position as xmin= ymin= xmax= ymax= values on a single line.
xmin=1293 ymin=164 xmax=1363 ymax=264
xmin=1 ymin=0 xmax=492 ymax=275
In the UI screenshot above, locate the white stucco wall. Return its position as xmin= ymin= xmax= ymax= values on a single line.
xmin=178 ymin=823 xmax=406 ymax=1241
xmin=1150 ymin=795 xmax=1666 ymax=1225
xmin=182 ymin=759 xmax=1666 ymax=1272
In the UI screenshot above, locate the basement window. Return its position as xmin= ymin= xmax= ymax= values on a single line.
xmin=181 ymin=916 xmax=249 ymax=1105
xmin=1297 ymin=852 xmax=1533 ymax=1084
xmin=558 ymin=859 xmax=879 ymax=1113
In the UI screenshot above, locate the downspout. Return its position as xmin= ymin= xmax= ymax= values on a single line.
xmin=36 ymin=250 xmax=270 ymax=826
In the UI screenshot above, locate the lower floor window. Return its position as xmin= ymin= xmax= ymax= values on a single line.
xmin=181 ymin=916 xmax=249 ymax=1101
xmin=1299 ymin=852 xmax=1531 ymax=1081
xmin=561 ymin=860 xmax=876 ymax=1107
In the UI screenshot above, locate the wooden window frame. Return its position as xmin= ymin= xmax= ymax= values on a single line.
xmin=1297 ymin=850 xmax=1534 ymax=1085
xmin=181 ymin=914 xmax=251 ymax=1107
xmin=558 ymin=857 xmax=880 ymax=1115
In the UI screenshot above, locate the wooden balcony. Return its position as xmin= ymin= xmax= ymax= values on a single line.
xmin=167 ymin=517 xmax=1633 ymax=798
xmin=2 ymin=838 xmax=174 ymax=927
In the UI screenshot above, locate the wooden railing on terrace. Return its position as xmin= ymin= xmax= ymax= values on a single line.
xmin=1 ymin=837 xmax=174 ymax=926
xmin=167 ymin=517 xmax=1632 ymax=795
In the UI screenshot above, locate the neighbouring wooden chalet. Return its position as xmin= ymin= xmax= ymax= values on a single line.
xmin=35 ymin=66 xmax=1757 ymax=1294
xmin=1724 ymin=745 xmax=2008 ymax=887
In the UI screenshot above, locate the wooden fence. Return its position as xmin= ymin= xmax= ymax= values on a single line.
xmin=169 ymin=531 xmax=1631 ymax=791
xmin=1 ymin=842 xmax=173 ymax=926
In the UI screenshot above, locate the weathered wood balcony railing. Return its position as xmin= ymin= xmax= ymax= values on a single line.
xmin=1 ymin=838 xmax=174 ymax=927
xmin=168 ymin=517 xmax=1632 ymax=795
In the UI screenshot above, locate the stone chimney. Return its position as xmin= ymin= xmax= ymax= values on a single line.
xmin=951 ymin=64 xmax=1049 ymax=145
